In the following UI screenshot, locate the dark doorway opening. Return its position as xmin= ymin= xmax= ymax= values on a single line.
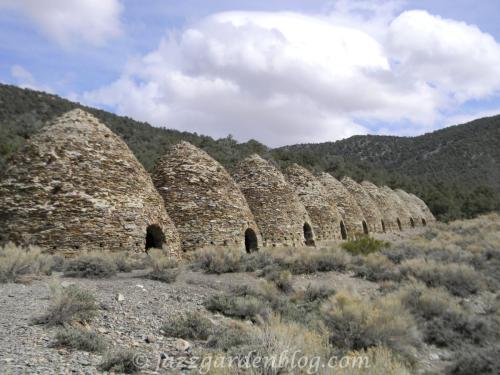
xmin=362 ymin=220 xmax=369 ymax=235
xmin=410 ymin=217 xmax=415 ymax=228
xmin=381 ymin=220 xmax=386 ymax=233
xmin=422 ymin=218 xmax=427 ymax=226
xmin=303 ymin=223 xmax=315 ymax=246
xmin=146 ymin=224 xmax=165 ymax=250
xmin=244 ymin=228 xmax=258 ymax=253
xmin=340 ymin=221 xmax=347 ymax=240
xmin=397 ymin=218 xmax=402 ymax=231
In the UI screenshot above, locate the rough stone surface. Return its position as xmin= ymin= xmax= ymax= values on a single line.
xmin=284 ymin=164 xmax=342 ymax=241
xmin=341 ymin=177 xmax=384 ymax=233
xmin=361 ymin=181 xmax=400 ymax=232
xmin=395 ymin=189 xmax=426 ymax=227
xmin=381 ymin=186 xmax=414 ymax=230
xmin=318 ymin=173 xmax=366 ymax=239
xmin=232 ymin=155 xmax=313 ymax=248
xmin=152 ymin=142 xmax=260 ymax=253
xmin=0 ymin=109 xmax=180 ymax=256
xmin=408 ymin=193 xmax=436 ymax=224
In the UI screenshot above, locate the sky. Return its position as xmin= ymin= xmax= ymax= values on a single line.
xmin=1 ymin=0 xmax=500 ymax=147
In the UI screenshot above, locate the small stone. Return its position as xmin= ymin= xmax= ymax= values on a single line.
xmin=61 ymin=281 xmax=75 ymax=288
xmin=116 ymin=293 xmax=125 ymax=302
xmin=145 ymin=335 xmax=156 ymax=344
xmin=173 ymin=338 xmax=190 ymax=351
xmin=97 ymin=327 xmax=108 ymax=334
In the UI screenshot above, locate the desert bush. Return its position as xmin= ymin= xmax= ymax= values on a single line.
xmin=273 ymin=247 xmax=352 ymax=275
xmin=321 ymin=291 xmax=420 ymax=362
xmin=0 ymin=243 xmax=53 ymax=283
xmin=447 ymin=344 xmax=500 ymax=375
xmin=34 ymin=285 xmax=99 ymax=326
xmin=352 ymin=253 xmax=401 ymax=282
xmin=205 ymin=293 xmax=270 ymax=321
xmin=333 ymin=346 xmax=412 ymax=375
xmin=241 ymin=250 xmax=276 ymax=272
xmin=301 ymin=284 xmax=336 ymax=303
xmin=192 ymin=247 xmax=243 ymax=274
xmin=382 ymin=243 xmax=422 ymax=264
xmin=63 ymin=252 xmax=117 ymax=278
xmin=341 ymin=236 xmax=389 ymax=256
xmin=161 ymin=311 xmax=214 ymax=340
xmin=52 ymin=328 xmax=107 ymax=352
xmin=400 ymin=259 xmax=484 ymax=297
xmin=206 ymin=320 xmax=258 ymax=351
xmin=147 ymin=249 xmax=180 ymax=283
xmin=50 ymin=255 xmax=66 ymax=272
xmin=99 ymin=349 xmax=141 ymax=373
xmin=265 ymin=270 xmax=293 ymax=293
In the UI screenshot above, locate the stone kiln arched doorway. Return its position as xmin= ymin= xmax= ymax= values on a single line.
xmin=303 ymin=223 xmax=315 ymax=246
xmin=397 ymin=218 xmax=402 ymax=231
xmin=146 ymin=224 xmax=165 ymax=250
xmin=362 ymin=220 xmax=369 ymax=235
xmin=410 ymin=217 xmax=415 ymax=228
xmin=381 ymin=220 xmax=386 ymax=233
xmin=422 ymin=218 xmax=427 ymax=226
xmin=340 ymin=221 xmax=347 ymax=240
xmin=244 ymin=228 xmax=258 ymax=253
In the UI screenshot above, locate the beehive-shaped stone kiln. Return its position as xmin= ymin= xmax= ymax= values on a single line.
xmin=152 ymin=142 xmax=260 ymax=253
xmin=381 ymin=186 xmax=414 ymax=230
xmin=232 ymin=154 xmax=314 ymax=248
xmin=0 ymin=109 xmax=181 ymax=256
xmin=318 ymin=173 xmax=366 ymax=239
xmin=341 ymin=177 xmax=383 ymax=233
xmin=361 ymin=181 xmax=399 ymax=232
xmin=284 ymin=164 xmax=342 ymax=242
xmin=395 ymin=189 xmax=425 ymax=228
xmin=408 ymin=193 xmax=436 ymax=225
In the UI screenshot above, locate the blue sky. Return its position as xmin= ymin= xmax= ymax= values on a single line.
xmin=1 ymin=0 xmax=500 ymax=146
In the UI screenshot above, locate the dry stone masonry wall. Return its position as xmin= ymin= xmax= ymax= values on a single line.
xmin=409 ymin=193 xmax=436 ymax=224
xmin=0 ymin=109 xmax=181 ymax=256
xmin=232 ymin=155 xmax=313 ymax=248
xmin=152 ymin=142 xmax=260 ymax=253
xmin=318 ymin=173 xmax=366 ymax=239
xmin=395 ymin=189 xmax=426 ymax=227
xmin=381 ymin=186 xmax=414 ymax=230
xmin=361 ymin=181 xmax=400 ymax=232
xmin=341 ymin=177 xmax=384 ymax=233
xmin=284 ymin=164 xmax=342 ymax=242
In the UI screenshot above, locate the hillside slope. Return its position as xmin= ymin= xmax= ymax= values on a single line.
xmin=1 ymin=83 xmax=499 ymax=221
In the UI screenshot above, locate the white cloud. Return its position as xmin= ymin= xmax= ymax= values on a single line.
xmin=0 ymin=0 xmax=123 ymax=47
xmin=83 ymin=7 xmax=500 ymax=146
xmin=10 ymin=64 xmax=52 ymax=92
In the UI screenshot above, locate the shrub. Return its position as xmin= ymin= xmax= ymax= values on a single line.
xmin=241 ymin=250 xmax=276 ymax=272
xmin=334 ymin=346 xmax=412 ymax=375
xmin=63 ymin=252 xmax=117 ymax=279
xmin=99 ymin=350 xmax=141 ymax=373
xmin=302 ymin=284 xmax=336 ymax=303
xmin=192 ymin=247 xmax=243 ymax=274
xmin=352 ymin=253 xmax=401 ymax=282
xmin=34 ymin=285 xmax=99 ymax=326
xmin=52 ymin=328 xmax=107 ymax=352
xmin=341 ymin=236 xmax=390 ymax=256
xmin=0 ymin=243 xmax=53 ymax=283
xmin=147 ymin=249 xmax=180 ymax=283
xmin=205 ymin=294 xmax=270 ymax=321
xmin=274 ymin=247 xmax=352 ymax=275
xmin=206 ymin=320 xmax=258 ymax=351
xmin=400 ymin=259 xmax=484 ymax=297
xmin=447 ymin=345 xmax=500 ymax=375
xmin=321 ymin=291 xmax=420 ymax=362
xmin=265 ymin=270 xmax=293 ymax=293
xmin=161 ymin=311 xmax=214 ymax=340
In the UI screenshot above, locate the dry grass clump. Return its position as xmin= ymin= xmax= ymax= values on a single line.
xmin=192 ymin=247 xmax=243 ymax=274
xmin=63 ymin=252 xmax=117 ymax=279
xmin=400 ymin=259 xmax=484 ymax=297
xmin=206 ymin=319 xmax=259 ymax=352
xmin=205 ymin=292 xmax=270 ymax=321
xmin=52 ymin=328 xmax=107 ymax=352
xmin=99 ymin=349 xmax=141 ymax=374
xmin=447 ymin=344 xmax=500 ymax=375
xmin=321 ymin=290 xmax=420 ymax=362
xmin=147 ymin=248 xmax=180 ymax=283
xmin=265 ymin=270 xmax=293 ymax=293
xmin=161 ymin=311 xmax=214 ymax=340
xmin=0 ymin=242 xmax=54 ymax=283
xmin=333 ymin=346 xmax=412 ymax=375
xmin=341 ymin=236 xmax=390 ymax=256
xmin=352 ymin=253 xmax=401 ymax=282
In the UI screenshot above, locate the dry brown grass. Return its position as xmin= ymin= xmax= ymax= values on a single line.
xmin=0 ymin=242 xmax=53 ymax=283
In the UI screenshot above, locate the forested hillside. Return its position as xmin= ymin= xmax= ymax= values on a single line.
xmin=1 ymin=83 xmax=499 ymax=221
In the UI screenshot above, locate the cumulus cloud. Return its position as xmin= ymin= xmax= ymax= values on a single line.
xmin=10 ymin=64 xmax=52 ymax=92
xmin=0 ymin=0 xmax=122 ymax=47
xmin=83 ymin=7 xmax=500 ymax=146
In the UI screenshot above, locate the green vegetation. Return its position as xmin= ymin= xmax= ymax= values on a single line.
xmin=341 ymin=235 xmax=389 ymax=255
xmin=1 ymin=84 xmax=499 ymax=221
xmin=161 ymin=311 xmax=214 ymax=340
xmin=0 ymin=243 xmax=53 ymax=283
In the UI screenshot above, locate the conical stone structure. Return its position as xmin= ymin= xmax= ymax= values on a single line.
xmin=408 ymin=193 xmax=436 ymax=225
xmin=284 ymin=164 xmax=342 ymax=242
xmin=361 ymin=181 xmax=399 ymax=232
xmin=395 ymin=189 xmax=425 ymax=228
xmin=318 ymin=173 xmax=366 ymax=239
xmin=381 ymin=186 xmax=414 ymax=230
xmin=341 ymin=177 xmax=383 ymax=233
xmin=152 ymin=142 xmax=260 ymax=253
xmin=232 ymin=155 xmax=314 ymax=248
xmin=0 ymin=109 xmax=181 ymax=256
